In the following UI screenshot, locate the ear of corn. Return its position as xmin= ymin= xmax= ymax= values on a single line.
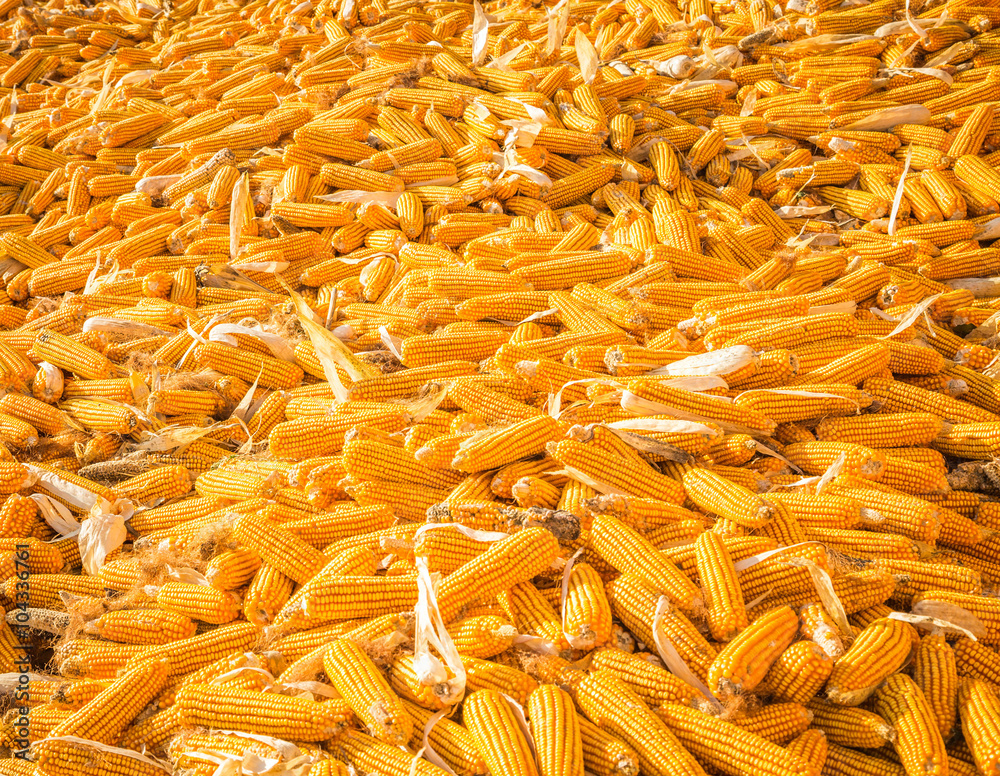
xmin=323 ymin=638 xmax=413 ymax=745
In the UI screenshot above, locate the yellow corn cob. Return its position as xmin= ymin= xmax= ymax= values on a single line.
xmin=592 ymin=513 xmax=702 ymax=615
xmin=913 ymin=632 xmax=958 ymax=740
xmin=32 ymin=738 xmax=166 ymax=776
xmin=605 ymin=573 xmax=718 ymax=682
xmin=46 ymin=659 xmax=170 ymax=744
xmin=551 ymin=439 xmax=686 ymax=505
xmin=324 ymin=638 xmax=413 ymax=745
xmin=575 ymin=672 xmax=707 ymax=776
xmin=656 ymin=704 xmax=813 ymax=776
xmin=874 ymin=673 xmax=948 ymax=776
xmin=807 ymin=700 xmax=895 ymax=749
xmin=757 ymin=640 xmax=834 ymax=705
xmin=463 ymin=689 xmax=539 ymax=776
xmin=232 ymin=513 xmax=326 ymax=585
xmin=694 ymin=530 xmax=748 ymax=641
xmin=825 ymin=617 xmax=918 ymax=705
xmin=958 ymin=677 xmax=1000 ymax=775
xmin=176 ymin=683 xmax=350 ymax=741
xmin=590 ymin=647 xmax=697 ymax=706
xmin=707 ymin=605 xmax=799 ymax=696
xmin=86 ymin=610 xmax=196 ymax=645
xmin=155 ymin=582 xmax=240 ymax=624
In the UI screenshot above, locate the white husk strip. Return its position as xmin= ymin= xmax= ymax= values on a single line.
xmin=546 ymin=0 xmax=569 ymax=54
xmin=973 ymin=216 xmax=1000 ymax=241
xmin=847 ymin=105 xmax=930 ymax=131
xmin=209 ymin=323 xmax=296 ymax=361
xmin=744 ymin=587 xmax=774 ymax=610
xmin=33 ymin=737 xmax=169 ymax=772
xmin=734 ymin=542 xmax=815 ymax=572
xmin=946 ymin=277 xmax=1000 ymax=297
xmin=903 ymin=0 xmax=927 ymax=39
xmin=25 ymin=465 xmax=100 ymax=511
xmin=486 ymin=41 xmax=527 ymax=69
xmin=30 ymin=494 xmax=80 ymax=537
xmin=600 ymin=425 xmax=692 ymax=461
xmin=232 ymin=261 xmax=289 ymax=273
xmin=888 ymin=612 xmax=979 ymax=641
xmin=134 ymin=424 xmax=220 ymax=452
xmin=620 ymin=390 xmax=759 ymax=436
xmin=815 ymin=451 xmax=846 ymax=494
xmin=83 ymin=318 xmax=171 ymax=338
xmin=379 ymin=326 xmax=404 ymax=360
xmin=392 ymin=383 xmax=449 ymax=423
xmin=421 ymin=710 xmax=458 ymax=776
xmin=875 ymin=18 xmax=938 ymax=35
xmin=317 ymin=190 xmax=403 ymax=206
xmin=219 ymin=731 xmax=302 ymax=761
xmin=652 ymin=597 xmax=722 ymax=709
xmin=281 ymin=280 xmax=374 ymax=401
xmin=91 ymin=62 xmax=115 ymax=112
xmin=516 ymin=307 xmax=558 ymax=325
xmin=507 ymin=99 xmax=551 ymax=125
xmin=184 ymin=750 xmax=315 ymax=776
xmin=229 ymin=172 xmax=250 ymax=261
xmin=0 ymin=87 xmax=16 ymax=148
xmin=501 ymin=120 xmax=543 ymax=148
xmin=767 ymin=475 xmax=822 ymax=491
xmin=560 ymin=548 xmax=586 ymax=649
xmin=413 ymin=559 xmax=466 ymax=704
xmin=886 ymin=66 xmax=952 ymax=83
xmin=472 ymin=0 xmax=489 ymax=65
xmin=78 ymin=498 xmax=133 ymax=575
xmin=888 ymin=145 xmax=912 ymax=236
xmin=512 ymin=634 xmax=560 ymax=654
xmin=548 ymin=378 xmax=620 ymax=419
xmin=84 ymin=258 xmax=122 ymax=295
xmin=775 ymin=204 xmax=833 ymax=217
xmin=878 ymin=293 xmax=942 ymax=339
xmin=658 ymin=376 xmax=729 ymax=392
xmin=656 ymin=55 xmax=697 ymax=79
xmin=786 ymin=557 xmax=853 ymax=638
xmin=605 ymin=418 xmax=722 ymax=436
xmin=546 ymin=466 xmax=629 ymax=496
xmin=911 ymin=599 xmax=987 ymax=639
xmin=753 ymin=441 xmax=801 ymax=471
xmin=166 ymin=565 xmax=211 ymax=585
xmin=210 ymin=664 xmax=274 ymax=688
xmin=646 ymin=345 xmax=758 ymax=376
xmin=926 ymin=39 xmax=972 ymax=68
xmin=231 ymin=370 xmax=263 ymax=424
xmin=505 ymin=163 xmax=552 ymax=188
xmin=500 ymin=694 xmax=536 ymax=756
xmin=575 ymin=32 xmax=599 ymax=84
xmin=413 ymin=523 xmax=508 ymax=543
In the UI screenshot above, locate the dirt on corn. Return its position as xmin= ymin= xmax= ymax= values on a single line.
xmin=0 ymin=0 xmax=999 ymax=773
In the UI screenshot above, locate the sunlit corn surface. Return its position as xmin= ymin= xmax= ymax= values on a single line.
xmin=0 ymin=0 xmax=999 ymax=773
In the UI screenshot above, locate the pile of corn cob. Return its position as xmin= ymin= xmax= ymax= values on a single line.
xmin=2 ymin=0 xmax=1000 ymax=771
